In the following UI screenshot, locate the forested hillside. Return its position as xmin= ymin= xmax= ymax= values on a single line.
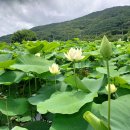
xmin=0 ymin=6 xmax=130 ymax=42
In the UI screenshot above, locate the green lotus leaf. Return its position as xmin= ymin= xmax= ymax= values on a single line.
xmin=0 ymin=98 xmax=29 ymax=116
xmin=50 ymin=103 xmax=101 ymax=130
xmin=0 ymin=70 xmax=25 ymax=85
xmin=12 ymin=126 xmax=28 ymax=130
xmin=64 ymin=75 xmax=90 ymax=92
xmin=24 ymin=121 xmax=50 ymax=130
xmin=82 ymin=77 xmax=104 ymax=92
xmin=96 ymin=66 xmax=119 ymax=77
xmin=83 ymin=111 xmax=108 ymax=130
xmin=37 ymin=91 xmax=97 ymax=114
xmin=0 ymin=126 xmax=9 ymax=130
xmin=100 ymin=94 xmax=130 ymax=130
xmin=28 ymin=85 xmax=55 ymax=105
xmin=10 ymin=54 xmax=53 ymax=74
xmin=0 ymin=54 xmax=15 ymax=68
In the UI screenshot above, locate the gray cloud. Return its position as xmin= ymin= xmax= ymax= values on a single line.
xmin=0 ymin=0 xmax=130 ymax=36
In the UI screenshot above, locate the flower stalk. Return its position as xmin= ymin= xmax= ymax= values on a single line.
xmin=106 ymin=60 xmax=111 ymax=130
xmin=100 ymin=36 xmax=113 ymax=130
xmin=64 ymin=48 xmax=85 ymax=90
xmin=73 ymin=61 xmax=77 ymax=89
xmin=6 ymin=99 xmax=10 ymax=129
xmin=54 ymin=74 xmax=57 ymax=91
xmin=35 ymin=77 xmax=37 ymax=92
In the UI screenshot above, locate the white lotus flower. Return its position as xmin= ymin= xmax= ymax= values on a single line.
xmin=116 ymin=45 xmax=121 ymax=48
xmin=49 ymin=63 xmax=60 ymax=74
xmin=64 ymin=48 xmax=85 ymax=61
xmin=106 ymin=84 xmax=117 ymax=93
xmin=35 ymin=53 xmax=41 ymax=57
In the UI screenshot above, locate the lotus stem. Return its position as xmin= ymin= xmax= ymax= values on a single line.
xmin=54 ymin=74 xmax=57 ymax=91
xmin=35 ymin=77 xmax=37 ymax=92
xmin=5 ymin=99 xmax=11 ymax=130
xmin=106 ymin=60 xmax=111 ymax=130
xmin=73 ymin=61 xmax=77 ymax=90
xmin=29 ymin=79 xmax=31 ymax=96
xmin=8 ymin=85 xmax=11 ymax=97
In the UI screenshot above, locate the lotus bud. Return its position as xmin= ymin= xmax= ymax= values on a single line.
xmin=64 ymin=48 xmax=85 ymax=61
xmin=106 ymin=84 xmax=117 ymax=94
xmin=49 ymin=63 xmax=60 ymax=75
xmin=100 ymin=36 xmax=112 ymax=60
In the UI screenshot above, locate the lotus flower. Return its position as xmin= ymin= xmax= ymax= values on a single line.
xmin=116 ymin=45 xmax=121 ymax=48
xmin=35 ymin=53 xmax=40 ymax=57
xmin=64 ymin=48 xmax=85 ymax=61
xmin=106 ymin=84 xmax=117 ymax=93
xmin=49 ymin=63 xmax=60 ymax=74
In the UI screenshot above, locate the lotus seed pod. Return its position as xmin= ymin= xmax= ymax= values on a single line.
xmin=100 ymin=36 xmax=112 ymax=60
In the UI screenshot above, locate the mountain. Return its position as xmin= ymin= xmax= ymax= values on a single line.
xmin=0 ymin=6 xmax=130 ymax=43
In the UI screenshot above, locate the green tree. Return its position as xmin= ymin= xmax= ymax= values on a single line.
xmin=11 ymin=29 xmax=37 ymax=43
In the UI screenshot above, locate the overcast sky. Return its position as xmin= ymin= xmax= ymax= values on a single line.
xmin=0 ymin=0 xmax=130 ymax=37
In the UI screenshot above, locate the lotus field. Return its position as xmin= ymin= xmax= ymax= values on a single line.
xmin=0 ymin=36 xmax=130 ymax=130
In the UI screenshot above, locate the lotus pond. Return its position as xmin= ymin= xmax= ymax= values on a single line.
xmin=0 ymin=38 xmax=130 ymax=130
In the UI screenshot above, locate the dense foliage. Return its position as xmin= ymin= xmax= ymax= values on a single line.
xmin=0 ymin=6 xmax=130 ymax=43
xmin=11 ymin=29 xmax=37 ymax=43
xmin=0 ymin=38 xmax=130 ymax=130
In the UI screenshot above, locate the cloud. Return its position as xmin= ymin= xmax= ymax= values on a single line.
xmin=0 ymin=0 xmax=130 ymax=36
